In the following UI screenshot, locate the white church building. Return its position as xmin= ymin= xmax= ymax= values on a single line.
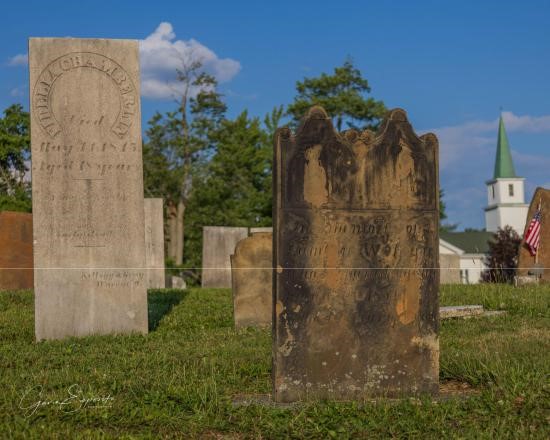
xmin=440 ymin=115 xmax=529 ymax=284
xmin=484 ymin=115 xmax=529 ymax=232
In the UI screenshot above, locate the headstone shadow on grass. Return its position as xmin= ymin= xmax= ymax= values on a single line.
xmin=147 ymin=289 xmax=187 ymax=331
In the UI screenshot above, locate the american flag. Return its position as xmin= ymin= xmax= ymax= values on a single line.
xmin=525 ymin=209 xmax=542 ymax=256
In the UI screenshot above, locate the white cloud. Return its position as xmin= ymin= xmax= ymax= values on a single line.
xmin=424 ymin=112 xmax=550 ymax=229
xmin=501 ymin=111 xmax=550 ymax=133
xmin=139 ymin=22 xmax=241 ymax=99
xmin=427 ymin=122 xmax=493 ymax=169
xmin=7 ymin=53 xmax=28 ymax=66
xmin=224 ymin=89 xmax=258 ymax=101
xmin=5 ymin=26 xmax=241 ymax=100
xmin=513 ymin=150 xmax=550 ymax=168
xmin=425 ymin=112 xmax=550 ymax=170
xmin=9 ymin=85 xmax=27 ymax=97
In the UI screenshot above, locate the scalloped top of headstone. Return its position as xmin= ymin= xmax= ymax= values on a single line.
xmin=276 ymin=106 xmax=439 ymax=211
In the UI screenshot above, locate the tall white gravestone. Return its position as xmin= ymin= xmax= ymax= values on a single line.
xmin=30 ymin=38 xmax=148 ymax=340
xmin=144 ymin=198 xmax=166 ymax=289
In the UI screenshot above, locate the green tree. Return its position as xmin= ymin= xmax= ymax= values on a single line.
xmin=482 ymin=226 xmax=521 ymax=283
xmin=142 ymin=61 xmax=226 ymax=264
xmin=263 ymin=105 xmax=284 ymax=140
xmin=143 ymin=111 xmax=181 ymax=200
xmin=0 ymin=104 xmax=31 ymax=212
xmin=183 ymin=111 xmax=273 ymax=277
xmin=287 ymin=58 xmax=387 ymax=131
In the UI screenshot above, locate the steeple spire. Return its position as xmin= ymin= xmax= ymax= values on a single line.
xmin=493 ymin=115 xmax=517 ymax=178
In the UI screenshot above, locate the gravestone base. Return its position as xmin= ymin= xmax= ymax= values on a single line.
xmin=232 ymin=380 xmax=480 ymax=408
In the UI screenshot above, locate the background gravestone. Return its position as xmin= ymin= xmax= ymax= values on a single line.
xmin=273 ymin=106 xmax=439 ymax=402
xmin=0 ymin=211 xmax=33 ymax=290
xmin=30 ymin=38 xmax=148 ymax=340
xmin=201 ymin=226 xmax=248 ymax=288
xmin=439 ymin=254 xmax=460 ymax=284
xmin=231 ymin=232 xmax=272 ymax=328
xmin=517 ymin=187 xmax=550 ymax=281
xmin=250 ymin=227 xmax=273 ymax=233
xmin=144 ymin=198 xmax=166 ymax=289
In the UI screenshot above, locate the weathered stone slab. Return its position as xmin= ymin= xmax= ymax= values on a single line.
xmin=440 ymin=305 xmax=483 ymax=319
xmin=517 ymin=187 xmax=550 ymax=281
xmin=440 ymin=305 xmax=506 ymax=319
xmin=30 ymin=38 xmax=147 ymax=340
xmin=0 ymin=211 xmax=33 ymax=290
xmin=201 ymin=226 xmax=248 ymax=288
xmin=273 ymin=107 xmax=439 ymax=402
xmin=231 ymin=232 xmax=272 ymax=328
xmin=144 ymin=198 xmax=165 ymax=289
xmin=482 ymin=310 xmax=507 ymax=318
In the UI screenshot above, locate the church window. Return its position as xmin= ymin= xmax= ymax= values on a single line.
xmin=508 ymin=184 xmax=514 ymax=196
xmin=492 ymin=185 xmax=495 ymax=199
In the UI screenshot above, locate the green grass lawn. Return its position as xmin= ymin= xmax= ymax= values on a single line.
xmin=0 ymin=284 xmax=548 ymax=439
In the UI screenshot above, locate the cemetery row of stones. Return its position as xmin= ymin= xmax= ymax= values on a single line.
xmin=0 ymin=36 xmax=542 ymax=402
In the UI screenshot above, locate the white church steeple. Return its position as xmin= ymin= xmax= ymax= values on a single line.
xmin=484 ymin=115 xmax=528 ymax=233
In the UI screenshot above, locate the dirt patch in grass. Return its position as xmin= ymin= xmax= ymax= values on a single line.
xmin=439 ymin=379 xmax=480 ymax=398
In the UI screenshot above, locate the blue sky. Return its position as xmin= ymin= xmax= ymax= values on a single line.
xmin=2 ymin=0 xmax=550 ymax=229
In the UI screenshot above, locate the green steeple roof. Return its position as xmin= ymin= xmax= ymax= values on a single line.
xmin=493 ymin=115 xmax=517 ymax=178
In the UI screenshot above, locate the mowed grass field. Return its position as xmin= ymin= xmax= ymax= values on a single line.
xmin=0 ymin=284 xmax=548 ymax=439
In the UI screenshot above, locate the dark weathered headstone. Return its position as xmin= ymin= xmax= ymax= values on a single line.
xmin=0 ymin=211 xmax=33 ymax=290
xmin=273 ymin=106 xmax=439 ymax=402
xmin=231 ymin=232 xmax=272 ymax=328
xmin=517 ymin=187 xmax=550 ymax=281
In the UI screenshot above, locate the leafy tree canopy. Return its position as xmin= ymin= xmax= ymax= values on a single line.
xmin=0 ymin=104 xmax=31 ymax=212
xmin=287 ymin=58 xmax=387 ymax=131
xmin=183 ymin=110 xmax=273 ymax=271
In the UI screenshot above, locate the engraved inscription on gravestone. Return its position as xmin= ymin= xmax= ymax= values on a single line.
xmin=30 ymin=38 xmax=148 ymax=340
xmin=273 ymin=107 xmax=439 ymax=402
